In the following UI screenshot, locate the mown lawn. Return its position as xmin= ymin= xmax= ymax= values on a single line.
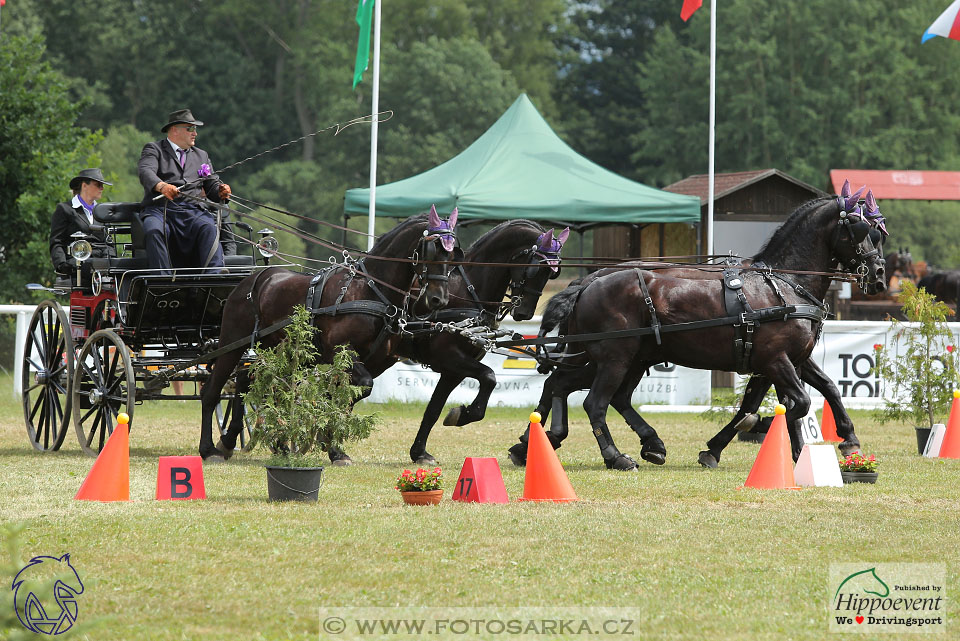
xmin=1 ymin=373 xmax=957 ymax=640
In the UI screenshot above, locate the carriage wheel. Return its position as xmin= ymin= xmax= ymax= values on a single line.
xmin=73 ymin=330 xmax=135 ymax=457
xmin=215 ymin=389 xmax=255 ymax=452
xmin=21 ymin=300 xmax=74 ymax=452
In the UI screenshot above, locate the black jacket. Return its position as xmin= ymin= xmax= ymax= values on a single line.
xmin=49 ymin=200 xmax=116 ymax=274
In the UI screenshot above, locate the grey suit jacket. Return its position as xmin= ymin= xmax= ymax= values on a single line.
xmin=137 ymin=139 xmax=226 ymax=207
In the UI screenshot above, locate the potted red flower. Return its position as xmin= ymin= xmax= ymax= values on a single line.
xmin=839 ymin=452 xmax=879 ymax=484
xmin=396 ymin=467 xmax=443 ymax=505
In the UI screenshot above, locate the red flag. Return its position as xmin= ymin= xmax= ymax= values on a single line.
xmin=681 ymin=0 xmax=701 ymax=21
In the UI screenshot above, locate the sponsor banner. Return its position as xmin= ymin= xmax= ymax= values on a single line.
xmin=365 ymin=319 xmax=960 ymax=409
xmin=365 ymin=318 xmax=711 ymax=407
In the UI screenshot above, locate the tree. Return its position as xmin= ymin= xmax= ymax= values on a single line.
xmin=0 ymin=34 xmax=100 ymax=303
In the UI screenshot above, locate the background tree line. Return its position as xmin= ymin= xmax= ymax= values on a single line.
xmin=4 ymin=0 xmax=960 ymax=315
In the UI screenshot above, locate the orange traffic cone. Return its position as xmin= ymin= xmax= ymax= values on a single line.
xmin=518 ymin=412 xmax=578 ymax=502
xmin=75 ymin=413 xmax=130 ymax=501
xmin=938 ymin=390 xmax=960 ymax=459
xmin=742 ymin=404 xmax=800 ymax=489
xmin=820 ymin=399 xmax=842 ymax=442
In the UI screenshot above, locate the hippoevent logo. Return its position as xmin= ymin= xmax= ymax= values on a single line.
xmin=830 ymin=563 xmax=945 ymax=633
xmin=11 ymin=554 xmax=84 ymax=635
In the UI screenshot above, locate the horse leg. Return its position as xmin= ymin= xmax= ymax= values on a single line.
xmin=798 ymin=358 xmax=861 ymax=456
xmin=321 ymin=362 xmax=374 ymax=466
xmin=441 ymin=359 xmax=497 ymax=427
xmin=767 ymin=360 xmax=810 ymax=462
xmin=218 ymin=367 xmax=250 ymax=453
xmin=410 ymin=373 xmax=464 ymax=465
xmin=608 ymin=366 xmax=664 ymax=466
xmin=508 ymin=364 xmax=590 ymax=466
xmin=199 ymin=347 xmax=245 ymax=460
xmin=583 ymin=356 xmax=635 ymax=470
xmin=698 ymin=376 xmax=770 ymax=468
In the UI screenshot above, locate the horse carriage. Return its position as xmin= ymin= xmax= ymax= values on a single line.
xmin=21 ymin=201 xmax=268 ymax=456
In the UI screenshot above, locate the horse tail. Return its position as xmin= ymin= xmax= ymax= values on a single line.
xmin=540 ymin=283 xmax=583 ymax=337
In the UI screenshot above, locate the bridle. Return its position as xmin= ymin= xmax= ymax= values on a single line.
xmin=504 ymin=244 xmax=562 ymax=317
xmin=832 ymin=197 xmax=886 ymax=292
xmin=410 ymin=229 xmax=461 ymax=296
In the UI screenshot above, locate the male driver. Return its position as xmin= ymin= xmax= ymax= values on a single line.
xmin=137 ymin=108 xmax=232 ymax=273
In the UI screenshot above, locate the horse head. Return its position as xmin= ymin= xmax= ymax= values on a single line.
xmin=507 ymin=226 xmax=569 ymax=321
xmin=417 ymin=205 xmax=461 ymax=310
xmin=834 ymin=185 xmax=887 ymax=295
xmin=13 ymin=554 xmax=84 ymax=634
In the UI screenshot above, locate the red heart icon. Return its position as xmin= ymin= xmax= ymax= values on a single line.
xmin=949 ymin=345 xmax=955 ymax=353
xmin=856 ymin=616 xmax=864 ymax=624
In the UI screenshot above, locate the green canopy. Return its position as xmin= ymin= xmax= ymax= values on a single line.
xmin=344 ymin=94 xmax=700 ymax=225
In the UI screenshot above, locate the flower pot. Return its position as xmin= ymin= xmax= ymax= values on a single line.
xmin=915 ymin=427 xmax=932 ymax=456
xmin=840 ymin=470 xmax=878 ymax=484
xmin=265 ymin=466 xmax=324 ymax=502
xmin=401 ymin=489 xmax=443 ymax=505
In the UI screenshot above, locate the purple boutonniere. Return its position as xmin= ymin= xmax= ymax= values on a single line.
xmin=198 ymin=163 xmax=212 ymax=178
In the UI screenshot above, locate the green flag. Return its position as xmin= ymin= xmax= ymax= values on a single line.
xmin=353 ymin=0 xmax=375 ymax=89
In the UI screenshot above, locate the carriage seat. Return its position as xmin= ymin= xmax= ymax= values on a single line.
xmin=92 ymin=202 xmax=150 ymax=270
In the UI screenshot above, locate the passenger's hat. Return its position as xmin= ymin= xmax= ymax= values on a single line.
xmin=161 ymin=108 xmax=204 ymax=132
xmin=69 ymin=168 xmax=112 ymax=191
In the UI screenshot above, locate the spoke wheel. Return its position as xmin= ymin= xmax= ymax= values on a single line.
xmin=22 ymin=300 xmax=74 ymax=452
xmin=73 ymin=330 xmax=135 ymax=457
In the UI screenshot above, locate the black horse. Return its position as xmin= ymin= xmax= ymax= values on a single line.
xmin=201 ymin=209 xmax=459 ymax=462
xmin=399 ymin=221 xmax=567 ymax=464
xmin=918 ymin=270 xmax=960 ymax=307
xmin=511 ymin=193 xmax=886 ymax=469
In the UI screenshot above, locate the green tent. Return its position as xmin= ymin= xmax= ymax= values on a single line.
xmin=343 ymin=94 xmax=700 ymax=226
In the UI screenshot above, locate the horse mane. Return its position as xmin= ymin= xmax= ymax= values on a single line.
xmin=466 ymin=219 xmax=545 ymax=257
xmin=368 ymin=213 xmax=430 ymax=254
xmin=753 ymin=196 xmax=835 ymax=262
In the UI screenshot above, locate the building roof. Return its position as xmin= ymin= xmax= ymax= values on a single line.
xmin=664 ymin=169 xmax=825 ymax=204
xmin=830 ymin=169 xmax=960 ymax=200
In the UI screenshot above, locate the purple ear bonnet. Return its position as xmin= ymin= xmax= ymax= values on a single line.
xmin=535 ymin=227 xmax=569 ymax=272
xmin=427 ymin=205 xmax=458 ymax=252
xmin=836 ymin=180 xmax=887 ymax=236
xmin=863 ymin=190 xmax=888 ymax=236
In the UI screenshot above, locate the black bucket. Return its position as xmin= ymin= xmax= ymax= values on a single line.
xmin=265 ymin=466 xmax=324 ymax=502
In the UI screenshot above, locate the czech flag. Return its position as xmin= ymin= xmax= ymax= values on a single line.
xmin=923 ymin=0 xmax=960 ymax=43
xmin=681 ymin=0 xmax=702 ymax=22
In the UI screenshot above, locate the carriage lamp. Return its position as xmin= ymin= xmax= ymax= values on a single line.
xmin=69 ymin=231 xmax=92 ymax=286
xmin=257 ymin=228 xmax=279 ymax=264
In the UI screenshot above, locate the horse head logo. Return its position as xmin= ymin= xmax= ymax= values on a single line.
xmin=12 ymin=554 xmax=84 ymax=635
xmin=834 ymin=567 xmax=890 ymax=602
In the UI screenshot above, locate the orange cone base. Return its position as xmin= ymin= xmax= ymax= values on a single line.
xmin=740 ymin=408 xmax=800 ymax=490
xmin=519 ymin=420 xmax=578 ymax=502
xmin=820 ymin=400 xmax=842 ymax=442
xmin=75 ymin=424 xmax=130 ymax=502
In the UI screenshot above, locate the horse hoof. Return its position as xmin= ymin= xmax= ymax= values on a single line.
xmin=733 ymin=413 xmax=760 ymax=431
xmin=605 ymin=454 xmax=638 ymax=471
xmin=215 ymin=440 xmax=236 ymax=460
xmin=507 ymin=443 xmax=527 ymax=467
xmin=203 ymin=453 xmax=228 ymax=463
xmin=415 ymin=455 xmax=437 ymax=466
xmin=839 ymin=440 xmax=861 ymax=456
xmin=640 ymin=450 xmax=666 ymax=466
xmin=332 ymin=458 xmax=353 ymax=467
xmin=442 ymin=406 xmax=464 ymax=426
xmin=698 ymin=451 xmax=719 ymax=468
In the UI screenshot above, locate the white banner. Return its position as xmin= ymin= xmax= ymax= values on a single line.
xmin=366 ymin=318 xmax=711 ymax=408
xmin=365 ymin=319 xmax=960 ymax=410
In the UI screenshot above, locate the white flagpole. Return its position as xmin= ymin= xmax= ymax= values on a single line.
xmin=707 ymin=0 xmax=716 ymax=257
xmin=366 ymin=0 xmax=382 ymax=251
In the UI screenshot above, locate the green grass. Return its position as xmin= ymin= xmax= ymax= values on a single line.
xmin=1 ymin=374 xmax=958 ymax=640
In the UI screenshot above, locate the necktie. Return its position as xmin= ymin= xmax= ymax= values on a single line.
xmin=178 ymin=148 xmax=186 ymax=168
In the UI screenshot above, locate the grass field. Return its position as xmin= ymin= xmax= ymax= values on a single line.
xmin=1 ymin=373 xmax=957 ymax=640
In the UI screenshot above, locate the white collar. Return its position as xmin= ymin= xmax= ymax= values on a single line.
xmin=167 ymin=139 xmax=189 ymax=155
xmin=71 ymin=194 xmax=96 ymax=211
